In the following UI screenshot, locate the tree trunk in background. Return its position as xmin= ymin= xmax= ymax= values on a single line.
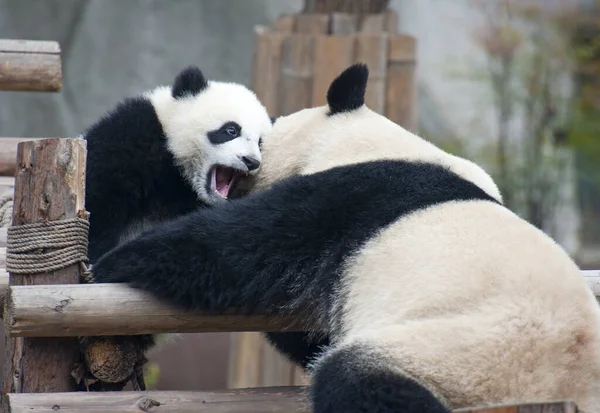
xmin=303 ymin=0 xmax=390 ymax=14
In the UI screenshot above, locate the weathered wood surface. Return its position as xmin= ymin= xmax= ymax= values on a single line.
xmin=455 ymin=401 xmax=578 ymax=412
xmin=0 ymin=138 xmax=43 ymax=177
xmin=4 ymin=271 xmax=600 ymax=337
xmin=4 ymin=283 xmax=304 ymax=337
xmin=252 ymin=27 xmax=285 ymax=116
xmin=1 ymin=138 xmax=86 ymax=399
xmin=0 ymin=40 xmax=62 ymax=92
xmin=311 ymin=35 xmax=355 ymax=106
xmin=385 ymin=34 xmax=417 ymax=130
xmin=5 ymin=387 xmax=310 ymax=413
xmin=4 ymin=389 xmax=578 ymax=413
xmin=278 ymin=35 xmax=316 ymax=116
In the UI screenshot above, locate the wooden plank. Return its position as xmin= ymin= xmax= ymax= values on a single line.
xmin=355 ymin=34 xmax=388 ymax=114
xmin=2 ymin=138 xmax=86 ymax=398
xmin=330 ymin=13 xmax=356 ymax=34
xmin=4 ymin=390 xmax=579 ymax=413
xmin=295 ymin=14 xmax=330 ymax=34
xmin=4 ymin=272 xmax=600 ymax=336
xmin=360 ymin=14 xmax=385 ymax=33
xmin=4 ymin=283 xmax=304 ymax=337
xmin=0 ymin=39 xmax=62 ymax=92
xmin=227 ymin=332 xmax=264 ymax=388
xmin=455 ymin=401 xmax=578 ymax=412
xmin=385 ymin=34 xmax=417 ymax=130
xmin=278 ymin=35 xmax=316 ymax=116
xmin=273 ymin=14 xmax=296 ymax=33
xmin=384 ymin=9 xmax=399 ymax=33
xmin=0 ymin=138 xmax=44 ymax=177
xmin=6 ymin=387 xmax=310 ymax=413
xmin=252 ymin=27 xmax=285 ymax=116
xmin=311 ymin=35 xmax=355 ymax=106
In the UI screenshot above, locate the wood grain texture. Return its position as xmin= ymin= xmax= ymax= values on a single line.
xmin=4 ymin=271 xmax=600 ymax=335
xmin=311 ymin=35 xmax=355 ymax=106
xmin=385 ymin=34 xmax=417 ymax=130
xmin=278 ymin=35 xmax=315 ymax=116
xmin=4 ymin=283 xmax=304 ymax=337
xmin=252 ymin=27 xmax=285 ymax=116
xmin=2 ymin=138 xmax=87 ymax=399
xmin=455 ymin=401 xmax=578 ymax=412
xmin=274 ymin=15 xmax=296 ymax=33
xmin=0 ymin=40 xmax=62 ymax=92
xmin=5 ymin=390 xmax=577 ymax=413
xmin=0 ymin=138 xmax=43 ymax=177
xmin=330 ymin=13 xmax=357 ymax=34
xmin=355 ymin=34 xmax=388 ymax=114
xmin=295 ymin=14 xmax=329 ymax=34
xmin=6 ymin=387 xmax=310 ymax=413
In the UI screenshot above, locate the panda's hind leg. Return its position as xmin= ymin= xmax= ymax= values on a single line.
xmin=310 ymin=343 xmax=450 ymax=413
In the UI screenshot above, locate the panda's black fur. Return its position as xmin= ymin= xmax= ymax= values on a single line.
xmin=89 ymin=65 xmax=600 ymax=412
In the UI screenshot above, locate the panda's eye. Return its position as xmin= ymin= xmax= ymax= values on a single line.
xmin=258 ymin=138 xmax=263 ymax=149
xmin=226 ymin=126 xmax=238 ymax=136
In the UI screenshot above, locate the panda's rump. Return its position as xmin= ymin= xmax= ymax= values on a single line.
xmin=338 ymin=200 xmax=600 ymax=410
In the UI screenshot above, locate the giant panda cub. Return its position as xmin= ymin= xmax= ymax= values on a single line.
xmin=80 ymin=65 xmax=271 ymax=389
xmin=84 ymin=65 xmax=270 ymax=263
xmin=91 ymin=64 xmax=600 ymax=412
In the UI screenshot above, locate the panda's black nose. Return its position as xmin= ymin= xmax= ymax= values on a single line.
xmin=242 ymin=156 xmax=261 ymax=171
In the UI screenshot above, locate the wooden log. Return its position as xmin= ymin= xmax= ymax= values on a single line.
xmin=0 ymin=40 xmax=62 ymax=92
xmin=5 ymin=387 xmax=310 ymax=413
xmin=278 ymin=35 xmax=316 ymax=116
xmin=330 ymin=13 xmax=357 ymax=34
xmin=0 ymin=138 xmax=44 ymax=177
xmin=360 ymin=14 xmax=385 ymax=33
xmin=384 ymin=9 xmax=399 ymax=33
xmin=355 ymin=34 xmax=388 ymax=114
xmin=1 ymin=138 xmax=86 ymax=398
xmin=311 ymin=35 xmax=355 ymax=106
xmin=455 ymin=401 xmax=579 ymax=412
xmin=252 ymin=27 xmax=285 ymax=116
xmin=274 ymin=15 xmax=296 ymax=33
xmin=4 ymin=390 xmax=578 ymax=413
xmin=295 ymin=14 xmax=330 ymax=34
xmin=4 ymin=271 xmax=600 ymax=337
xmin=385 ymin=34 xmax=417 ymax=130
xmin=4 ymin=283 xmax=304 ymax=337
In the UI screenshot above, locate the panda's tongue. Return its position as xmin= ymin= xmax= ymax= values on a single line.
xmin=214 ymin=166 xmax=236 ymax=198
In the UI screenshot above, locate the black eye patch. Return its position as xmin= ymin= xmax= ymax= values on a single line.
xmin=258 ymin=137 xmax=263 ymax=149
xmin=207 ymin=121 xmax=242 ymax=144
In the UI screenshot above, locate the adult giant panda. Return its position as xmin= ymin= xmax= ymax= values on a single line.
xmin=91 ymin=64 xmax=600 ymax=412
xmin=80 ymin=65 xmax=271 ymax=390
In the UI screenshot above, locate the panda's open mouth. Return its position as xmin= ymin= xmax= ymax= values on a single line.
xmin=210 ymin=165 xmax=248 ymax=199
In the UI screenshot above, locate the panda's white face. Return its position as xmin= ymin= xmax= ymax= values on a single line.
xmin=149 ymin=67 xmax=271 ymax=204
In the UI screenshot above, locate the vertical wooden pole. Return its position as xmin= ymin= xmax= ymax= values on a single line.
xmin=311 ymin=35 xmax=356 ymax=107
xmin=278 ymin=35 xmax=316 ymax=116
xmin=385 ymin=34 xmax=417 ymax=130
xmin=252 ymin=27 xmax=285 ymax=117
xmin=355 ymin=34 xmax=388 ymax=114
xmin=2 ymin=139 xmax=87 ymax=403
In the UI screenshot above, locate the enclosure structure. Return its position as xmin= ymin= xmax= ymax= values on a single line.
xmin=0 ymin=36 xmax=594 ymax=413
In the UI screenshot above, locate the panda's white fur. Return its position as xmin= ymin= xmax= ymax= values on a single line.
xmin=147 ymin=81 xmax=269 ymax=204
xmin=92 ymin=64 xmax=600 ymax=412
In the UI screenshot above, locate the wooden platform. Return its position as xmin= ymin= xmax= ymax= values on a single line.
xmin=4 ymin=388 xmax=578 ymax=413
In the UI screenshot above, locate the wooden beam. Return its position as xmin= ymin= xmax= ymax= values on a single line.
xmin=4 ymin=272 xmax=600 ymax=337
xmin=4 ymin=389 xmax=578 ymax=413
xmin=4 ymin=283 xmax=304 ymax=337
xmin=5 ymin=387 xmax=309 ymax=413
xmin=0 ymin=138 xmax=44 ymax=177
xmin=1 ymin=138 xmax=86 ymax=397
xmin=0 ymin=40 xmax=62 ymax=92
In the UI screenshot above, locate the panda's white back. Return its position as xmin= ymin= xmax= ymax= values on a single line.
xmin=255 ymin=65 xmax=600 ymax=412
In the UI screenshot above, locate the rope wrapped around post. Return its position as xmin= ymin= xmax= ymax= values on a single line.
xmin=3 ymin=199 xmax=145 ymax=391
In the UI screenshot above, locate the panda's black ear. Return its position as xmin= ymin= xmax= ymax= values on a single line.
xmin=326 ymin=63 xmax=368 ymax=116
xmin=172 ymin=66 xmax=209 ymax=99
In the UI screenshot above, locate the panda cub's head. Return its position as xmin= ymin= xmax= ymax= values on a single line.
xmin=148 ymin=66 xmax=271 ymax=204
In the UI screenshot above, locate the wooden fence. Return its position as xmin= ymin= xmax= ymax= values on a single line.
xmin=0 ymin=37 xmax=587 ymax=413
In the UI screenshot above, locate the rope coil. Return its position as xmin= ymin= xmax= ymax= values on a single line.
xmin=6 ymin=217 xmax=92 ymax=275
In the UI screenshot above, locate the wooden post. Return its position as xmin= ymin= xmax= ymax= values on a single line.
xmin=0 ymin=40 xmax=62 ymax=92
xmin=385 ymin=35 xmax=417 ymax=130
xmin=355 ymin=34 xmax=388 ymax=114
xmin=1 ymin=138 xmax=87 ymax=402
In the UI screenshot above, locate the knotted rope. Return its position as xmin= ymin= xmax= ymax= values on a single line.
xmin=0 ymin=192 xmax=13 ymax=228
xmin=6 ymin=217 xmax=93 ymax=276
